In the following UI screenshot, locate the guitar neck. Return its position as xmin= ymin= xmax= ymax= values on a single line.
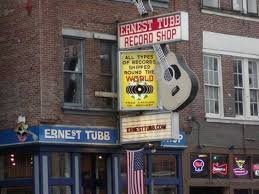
xmin=153 ymin=44 xmax=169 ymax=70
xmin=132 ymin=0 xmax=148 ymax=15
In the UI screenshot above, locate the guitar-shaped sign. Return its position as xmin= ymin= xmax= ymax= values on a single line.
xmin=132 ymin=0 xmax=199 ymax=111
xmin=153 ymin=44 xmax=199 ymax=111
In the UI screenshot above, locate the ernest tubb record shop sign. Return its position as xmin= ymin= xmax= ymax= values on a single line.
xmin=118 ymin=11 xmax=189 ymax=49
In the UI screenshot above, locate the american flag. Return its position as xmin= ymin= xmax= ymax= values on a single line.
xmin=126 ymin=148 xmax=144 ymax=194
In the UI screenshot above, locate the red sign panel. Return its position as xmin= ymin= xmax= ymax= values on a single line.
xmin=118 ymin=12 xmax=189 ymax=49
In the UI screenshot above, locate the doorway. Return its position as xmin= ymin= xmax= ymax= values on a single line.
xmin=190 ymin=187 xmax=225 ymax=194
xmin=81 ymin=154 xmax=109 ymax=194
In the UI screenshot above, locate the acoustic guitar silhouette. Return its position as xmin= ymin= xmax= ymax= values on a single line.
xmin=153 ymin=44 xmax=199 ymax=111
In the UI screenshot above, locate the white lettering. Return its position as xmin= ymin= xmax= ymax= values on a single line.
xmin=85 ymin=131 xmax=111 ymax=141
xmin=44 ymin=129 xmax=81 ymax=140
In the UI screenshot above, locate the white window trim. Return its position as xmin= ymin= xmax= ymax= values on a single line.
xmin=63 ymin=37 xmax=84 ymax=107
xmin=201 ymin=9 xmax=259 ymax=22
xmin=206 ymin=57 xmax=259 ymax=125
xmin=203 ymin=54 xmax=224 ymax=118
xmin=201 ymin=0 xmax=220 ymax=8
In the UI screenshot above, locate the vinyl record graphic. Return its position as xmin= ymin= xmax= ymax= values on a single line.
xmin=126 ymin=84 xmax=153 ymax=94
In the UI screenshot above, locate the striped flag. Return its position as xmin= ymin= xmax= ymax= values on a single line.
xmin=127 ymin=148 xmax=144 ymax=194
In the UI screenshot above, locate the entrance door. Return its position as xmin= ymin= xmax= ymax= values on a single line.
xmin=81 ymin=154 xmax=108 ymax=194
xmin=190 ymin=187 xmax=224 ymax=194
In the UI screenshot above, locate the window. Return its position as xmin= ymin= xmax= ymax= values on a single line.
xmin=233 ymin=59 xmax=259 ymax=118
xmin=152 ymin=155 xmax=176 ymax=177
xmin=190 ymin=153 xmax=210 ymax=178
xmin=63 ymin=37 xmax=83 ymax=106
xmin=234 ymin=189 xmax=252 ymax=194
xmin=50 ymin=152 xmax=71 ymax=178
xmin=203 ymin=55 xmax=222 ymax=115
xmin=120 ymin=152 xmax=180 ymax=194
xmin=233 ymin=155 xmax=250 ymax=178
xmin=234 ymin=60 xmax=244 ymax=115
xmin=253 ymin=156 xmax=259 ymax=179
xmin=95 ymin=40 xmax=117 ymax=109
xmin=233 ymin=0 xmax=258 ymax=14
xmin=202 ymin=0 xmax=219 ymax=8
xmin=0 ymin=152 xmax=33 ymax=180
xmin=0 ymin=187 xmax=33 ymax=194
xmin=50 ymin=185 xmax=71 ymax=194
xmin=153 ymin=185 xmax=177 ymax=194
xmin=212 ymin=154 xmax=228 ymax=178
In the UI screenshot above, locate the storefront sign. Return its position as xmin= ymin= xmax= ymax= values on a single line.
xmin=0 ymin=125 xmax=119 ymax=146
xmin=193 ymin=159 xmax=204 ymax=172
xmin=212 ymin=163 xmax=228 ymax=175
xmin=118 ymin=12 xmax=189 ymax=49
xmin=160 ymin=129 xmax=187 ymax=148
xmin=253 ymin=164 xmax=259 ymax=176
xmin=233 ymin=158 xmax=249 ymax=176
xmin=120 ymin=112 xmax=179 ymax=144
xmin=119 ymin=50 xmax=158 ymax=110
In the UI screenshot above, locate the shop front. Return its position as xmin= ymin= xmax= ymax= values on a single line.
xmin=0 ymin=125 xmax=186 ymax=194
xmin=189 ymin=152 xmax=259 ymax=194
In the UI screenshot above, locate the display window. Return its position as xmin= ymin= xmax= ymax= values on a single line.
xmin=81 ymin=154 xmax=108 ymax=194
xmin=234 ymin=189 xmax=252 ymax=194
xmin=211 ymin=154 xmax=228 ymax=178
xmin=0 ymin=186 xmax=33 ymax=194
xmin=120 ymin=152 xmax=182 ymax=194
xmin=190 ymin=153 xmax=210 ymax=178
xmin=50 ymin=152 xmax=71 ymax=178
xmin=252 ymin=156 xmax=259 ymax=179
xmin=50 ymin=185 xmax=71 ymax=194
xmin=153 ymin=185 xmax=177 ymax=194
xmin=233 ymin=155 xmax=250 ymax=178
xmin=152 ymin=155 xmax=176 ymax=177
xmin=0 ymin=152 xmax=33 ymax=180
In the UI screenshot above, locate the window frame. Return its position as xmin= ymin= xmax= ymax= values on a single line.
xmin=203 ymin=54 xmax=223 ymax=118
xmin=63 ymin=36 xmax=84 ymax=108
xmin=201 ymin=0 xmax=220 ymax=9
xmin=233 ymin=58 xmax=259 ymax=119
xmin=232 ymin=0 xmax=258 ymax=15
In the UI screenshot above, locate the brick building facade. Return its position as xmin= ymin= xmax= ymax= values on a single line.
xmin=0 ymin=0 xmax=259 ymax=194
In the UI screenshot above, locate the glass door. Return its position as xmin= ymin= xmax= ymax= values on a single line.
xmin=81 ymin=154 xmax=108 ymax=194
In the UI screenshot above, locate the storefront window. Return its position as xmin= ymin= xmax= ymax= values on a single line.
xmin=152 ymin=155 xmax=176 ymax=177
xmin=81 ymin=154 xmax=108 ymax=194
xmin=190 ymin=153 xmax=210 ymax=178
xmin=234 ymin=189 xmax=252 ymax=194
xmin=233 ymin=155 xmax=250 ymax=178
xmin=121 ymin=153 xmax=147 ymax=177
xmin=122 ymin=186 xmax=147 ymax=194
xmin=153 ymin=185 xmax=177 ymax=194
xmin=0 ymin=152 xmax=33 ymax=180
xmin=252 ymin=156 xmax=259 ymax=179
xmin=50 ymin=185 xmax=71 ymax=194
xmin=211 ymin=154 xmax=228 ymax=178
xmin=0 ymin=187 xmax=33 ymax=194
xmin=50 ymin=152 xmax=71 ymax=178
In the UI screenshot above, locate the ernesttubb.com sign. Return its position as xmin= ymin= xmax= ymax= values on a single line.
xmin=118 ymin=12 xmax=189 ymax=49
xmin=120 ymin=112 xmax=179 ymax=144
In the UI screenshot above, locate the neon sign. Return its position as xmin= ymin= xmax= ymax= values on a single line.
xmin=193 ymin=159 xmax=204 ymax=172
xmin=253 ymin=164 xmax=259 ymax=176
xmin=233 ymin=158 xmax=248 ymax=176
xmin=212 ymin=163 xmax=228 ymax=175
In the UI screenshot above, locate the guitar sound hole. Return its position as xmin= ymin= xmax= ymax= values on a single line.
xmin=164 ymin=65 xmax=181 ymax=81
xmin=172 ymin=65 xmax=181 ymax=80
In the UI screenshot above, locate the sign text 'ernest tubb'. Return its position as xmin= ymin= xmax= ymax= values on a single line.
xmin=118 ymin=12 xmax=189 ymax=49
